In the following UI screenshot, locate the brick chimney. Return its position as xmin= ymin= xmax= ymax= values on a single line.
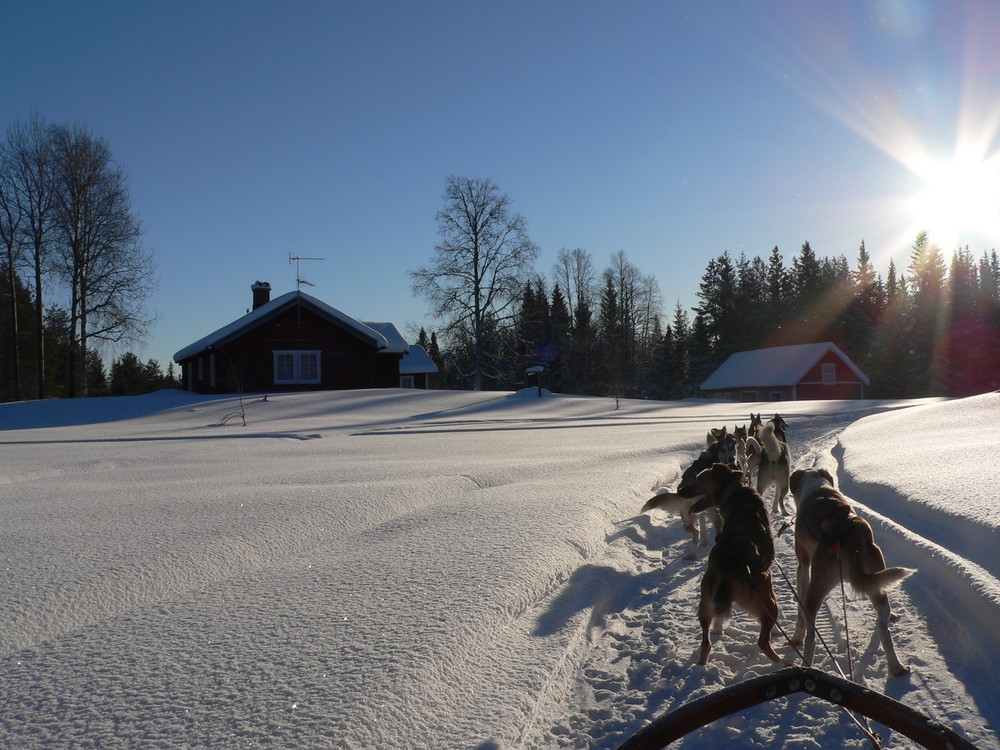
xmin=251 ymin=281 xmax=271 ymax=310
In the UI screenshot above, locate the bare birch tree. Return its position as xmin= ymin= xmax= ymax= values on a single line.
xmin=0 ymin=133 xmax=26 ymax=400
xmin=411 ymin=176 xmax=539 ymax=390
xmin=552 ymin=247 xmax=597 ymax=322
xmin=50 ymin=122 xmax=155 ymax=397
xmin=6 ymin=114 xmax=57 ymax=398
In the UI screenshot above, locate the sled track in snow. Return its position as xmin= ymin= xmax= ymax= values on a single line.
xmin=536 ymin=412 xmax=1000 ymax=749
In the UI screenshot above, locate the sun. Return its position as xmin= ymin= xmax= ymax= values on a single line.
xmin=906 ymin=152 xmax=1000 ymax=250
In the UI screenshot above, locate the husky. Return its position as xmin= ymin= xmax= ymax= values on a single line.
xmin=706 ymin=425 xmax=728 ymax=448
xmin=748 ymin=412 xmax=763 ymax=439
xmin=756 ymin=415 xmax=792 ymax=515
xmin=789 ymin=468 xmax=916 ymax=676
xmin=678 ymin=463 xmax=782 ymax=665
xmin=641 ymin=434 xmax=737 ymax=559
xmin=733 ymin=424 xmax=750 ymax=479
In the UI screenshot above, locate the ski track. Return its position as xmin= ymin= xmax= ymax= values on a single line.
xmin=525 ymin=413 xmax=1000 ymax=749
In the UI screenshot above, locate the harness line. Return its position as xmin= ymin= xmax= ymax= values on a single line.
xmin=771 ymin=533 xmax=883 ymax=749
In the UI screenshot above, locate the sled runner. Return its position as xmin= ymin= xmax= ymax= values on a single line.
xmin=616 ymin=666 xmax=977 ymax=750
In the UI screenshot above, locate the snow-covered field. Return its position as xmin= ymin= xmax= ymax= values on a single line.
xmin=1 ymin=388 xmax=998 ymax=749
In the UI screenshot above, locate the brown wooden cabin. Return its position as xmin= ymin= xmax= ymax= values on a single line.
xmin=173 ymin=282 xmax=432 ymax=394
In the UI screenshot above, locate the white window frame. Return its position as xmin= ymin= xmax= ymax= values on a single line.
xmin=273 ymin=350 xmax=322 ymax=385
xmin=400 ymin=375 xmax=415 ymax=389
xmin=822 ymin=363 xmax=836 ymax=384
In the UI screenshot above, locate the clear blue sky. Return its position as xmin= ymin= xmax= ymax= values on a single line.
xmin=5 ymin=0 xmax=1000 ymax=370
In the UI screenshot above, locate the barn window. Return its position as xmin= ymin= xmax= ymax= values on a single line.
xmin=822 ymin=363 xmax=836 ymax=384
xmin=400 ymin=375 xmax=415 ymax=388
xmin=273 ymin=350 xmax=322 ymax=384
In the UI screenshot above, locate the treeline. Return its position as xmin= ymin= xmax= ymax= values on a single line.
xmin=0 ymin=271 xmax=177 ymax=398
xmin=424 ymin=234 xmax=1000 ymax=399
xmin=0 ymin=114 xmax=156 ymax=403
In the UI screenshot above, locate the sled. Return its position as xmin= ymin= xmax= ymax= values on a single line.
xmin=616 ymin=666 xmax=977 ymax=750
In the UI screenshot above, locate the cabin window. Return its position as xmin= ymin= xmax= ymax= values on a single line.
xmin=273 ymin=350 xmax=322 ymax=384
xmin=740 ymin=391 xmax=758 ymax=401
xmin=400 ymin=375 xmax=415 ymax=389
xmin=822 ymin=363 xmax=836 ymax=384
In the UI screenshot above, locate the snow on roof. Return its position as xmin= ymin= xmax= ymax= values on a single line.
xmin=400 ymin=344 xmax=438 ymax=375
xmin=700 ymin=341 xmax=870 ymax=391
xmin=361 ymin=321 xmax=409 ymax=355
xmin=173 ymin=291 xmax=406 ymax=362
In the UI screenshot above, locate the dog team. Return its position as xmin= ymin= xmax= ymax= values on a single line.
xmin=641 ymin=413 xmax=915 ymax=675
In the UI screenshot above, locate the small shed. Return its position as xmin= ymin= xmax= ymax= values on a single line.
xmin=173 ymin=283 xmax=413 ymax=394
xmin=399 ymin=345 xmax=438 ymax=389
xmin=700 ymin=342 xmax=869 ymax=401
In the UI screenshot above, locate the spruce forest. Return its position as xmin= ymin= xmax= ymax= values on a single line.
xmin=421 ymin=234 xmax=1000 ymax=399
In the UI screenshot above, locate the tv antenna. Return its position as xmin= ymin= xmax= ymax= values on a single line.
xmin=289 ymin=254 xmax=324 ymax=291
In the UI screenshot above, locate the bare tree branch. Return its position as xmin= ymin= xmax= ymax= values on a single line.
xmin=410 ymin=176 xmax=538 ymax=389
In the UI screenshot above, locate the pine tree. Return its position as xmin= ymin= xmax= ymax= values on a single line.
xmin=109 ymin=352 xmax=146 ymax=395
xmin=570 ymin=292 xmax=596 ymax=395
xmin=907 ymin=231 xmax=948 ymax=394
xmin=548 ymin=284 xmax=572 ymax=392
xmin=597 ymin=273 xmax=622 ymax=397
xmin=844 ymin=240 xmax=885 ymax=380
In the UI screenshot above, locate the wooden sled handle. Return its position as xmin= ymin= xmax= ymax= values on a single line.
xmin=617 ymin=666 xmax=976 ymax=750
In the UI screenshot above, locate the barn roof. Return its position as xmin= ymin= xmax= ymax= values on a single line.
xmin=400 ymin=345 xmax=438 ymax=375
xmin=700 ymin=342 xmax=870 ymax=391
xmin=173 ymin=291 xmax=408 ymax=362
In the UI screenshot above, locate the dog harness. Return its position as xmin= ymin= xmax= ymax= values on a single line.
xmin=806 ymin=505 xmax=855 ymax=557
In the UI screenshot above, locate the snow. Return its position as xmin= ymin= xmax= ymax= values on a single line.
xmin=400 ymin=344 xmax=438 ymax=375
xmin=2 ymin=388 xmax=998 ymax=749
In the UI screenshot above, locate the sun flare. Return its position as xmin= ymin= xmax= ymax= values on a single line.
xmin=905 ymin=152 xmax=1000 ymax=251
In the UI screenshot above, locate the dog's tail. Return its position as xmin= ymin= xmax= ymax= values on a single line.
xmin=760 ymin=423 xmax=782 ymax=454
xmin=844 ymin=519 xmax=916 ymax=595
xmin=850 ymin=565 xmax=916 ymax=596
xmin=712 ymin=574 xmax=734 ymax=613
xmin=642 ymin=491 xmax=686 ymax=514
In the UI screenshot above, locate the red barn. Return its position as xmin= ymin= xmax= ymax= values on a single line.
xmin=700 ymin=342 xmax=869 ymax=401
xmin=173 ymin=282 xmax=436 ymax=394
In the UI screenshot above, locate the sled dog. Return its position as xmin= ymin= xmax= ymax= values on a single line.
xmin=733 ymin=424 xmax=750 ymax=479
xmin=789 ymin=468 xmax=916 ymax=676
xmin=641 ymin=435 xmax=737 ymax=559
xmin=678 ymin=463 xmax=782 ymax=665
xmin=706 ymin=425 xmax=728 ymax=448
xmin=756 ymin=415 xmax=792 ymax=515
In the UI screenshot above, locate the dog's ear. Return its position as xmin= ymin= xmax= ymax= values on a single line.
xmin=789 ymin=469 xmax=804 ymax=495
xmin=819 ymin=467 xmax=834 ymax=485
